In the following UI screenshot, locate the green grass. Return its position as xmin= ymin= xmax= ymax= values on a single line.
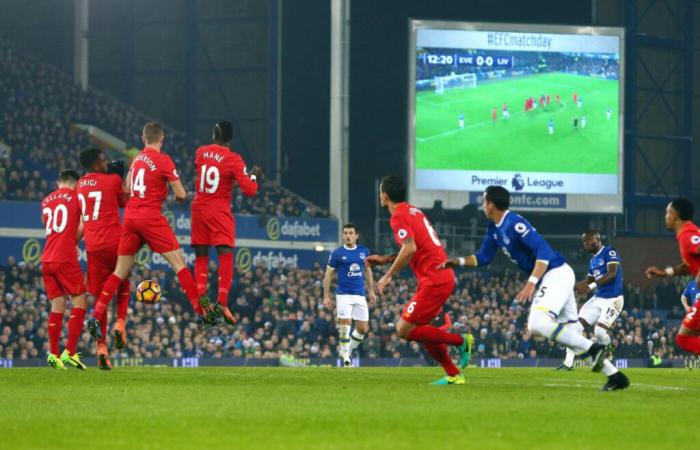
xmin=0 ymin=367 xmax=698 ymax=450
xmin=416 ymin=72 xmax=619 ymax=174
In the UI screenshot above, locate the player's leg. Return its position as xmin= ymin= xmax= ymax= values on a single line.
xmin=193 ymin=245 xmax=209 ymax=296
xmin=90 ymin=254 xmax=135 ymax=334
xmin=348 ymin=296 xmax=370 ymax=357
xmin=87 ymin=250 xmax=111 ymax=350
xmin=214 ymin=245 xmax=236 ymax=326
xmin=527 ymin=266 xmax=606 ymax=369
xmin=62 ymin=292 xmax=88 ymax=370
xmin=46 ymin=292 xmax=67 ymax=370
xmin=113 ymin=279 xmax=131 ymax=350
xmin=560 ymin=300 xmax=597 ymax=370
xmin=675 ymin=306 xmax=700 ymax=355
xmin=160 ymin=248 xmax=206 ymax=317
xmin=595 ymin=296 xmax=623 ymax=347
xmin=335 ymin=295 xmax=353 ymax=365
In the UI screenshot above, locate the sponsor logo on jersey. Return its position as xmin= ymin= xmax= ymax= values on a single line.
xmin=347 ymin=262 xmax=363 ymax=278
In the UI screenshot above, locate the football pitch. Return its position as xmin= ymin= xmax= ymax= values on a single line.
xmin=416 ymin=73 xmax=619 ymax=174
xmin=1 ymin=367 xmax=697 ymax=450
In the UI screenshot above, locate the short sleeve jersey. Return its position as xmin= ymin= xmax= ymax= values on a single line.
xmin=475 ymin=210 xmax=565 ymax=275
xmin=192 ymin=144 xmax=258 ymax=210
xmin=677 ymin=222 xmax=700 ymax=277
xmin=41 ymin=188 xmax=81 ymax=263
xmin=587 ymin=245 xmax=623 ymax=298
xmin=77 ymin=172 xmax=127 ymax=252
xmin=328 ymin=245 xmax=369 ymax=296
xmin=125 ymin=148 xmax=179 ymax=218
xmin=389 ymin=202 xmax=454 ymax=286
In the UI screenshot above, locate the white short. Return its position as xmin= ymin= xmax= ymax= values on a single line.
xmin=336 ymin=294 xmax=369 ymax=322
xmin=579 ymin=295 xmax=624 ymax=328
xmin=530 ymin=263 xmax=578 ymax=324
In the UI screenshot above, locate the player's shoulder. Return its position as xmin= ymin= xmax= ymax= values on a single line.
xmin=604 ymin=246 xmax=620 ymax=259
xmin=504 ymin=211 xmax=533 ymax=234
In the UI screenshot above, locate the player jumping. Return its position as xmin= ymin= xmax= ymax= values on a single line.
xmin=192 ymin=121 xmax=261 ymax=327
xmin=42 ymin=170 xmax=88 ymax=370
xmin=78 ymin=148 xmax=131 ymax=370
xmin=644 ymin=198 xmax=700 ymax=356
xmin=87 ymin=122 xmax=215 ymax=341
xmin=440 ymin=186 xmax=629 ymax=391
xmin=368 ymin=176 xmax=473 ymax=385
xmin=558 ymin=230 xmax=624 ymax=371
xmin=323 ymin=223 xmax=376 ymax=366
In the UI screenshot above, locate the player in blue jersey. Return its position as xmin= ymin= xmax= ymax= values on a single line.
xmin=458 ymin=113 xmax=465 ymax=129
xmin=558 ymin=230 xmax=624 ymax=371
xmin=440 ymin=186 xmax=629 ymax=391
xmin=323 ymin=223 xmax=376 ymax=366
xmin=547 ymin=119 xmax=554 ymax=135
xmin=681 ymin=280 xmax=700 ymax=312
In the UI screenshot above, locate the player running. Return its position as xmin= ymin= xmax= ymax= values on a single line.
xmin=547 ymin=119 xmax=554 ymax=135
xmin=440 ymin=186 xmax=629 ymax=391
xmin=78 ymin=148 xmax=131 ymax=370
xmin=41 ymin=170 xmax=88 ymax=370
xmin=192 ymin=121 xmax=261 ymax=327
xmin=87 ymin=122 xmax=215 ymax=340
xmin=644 ymin=198 xmax=700 ymax=356
xmin=368 ymin=176 xmax=473 ymax=385
xmin=558 ymin=230 xmax=624 ymax=371
xmin=323 ymin=223 xmax=376 ymax=367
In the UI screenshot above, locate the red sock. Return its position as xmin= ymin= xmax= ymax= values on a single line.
xmin=407 ymin=325 xmax=463 ymax=346
xmin=424 ymin=343 xmax=460 ymax=377
xmin=93 ymin=273 xmax=122 ymax=319
xmin=195 ymin=255 xmax=208 ymax=296
xmin=48 ymin=312 xmax=63 ymax=355
xmin=66 ymin=307 xmax=85 ymax=355
xmin=676 ymin=334 xmax=700 ymax=355
xmin=116 ymin=279 xmax=130 ymax=321
xmin=177 ymin=268 xmax=203 ymax=314
xmin=217 ymin=253 xmax=233 ymax=306
xmin=98 ymin=309 xmax=108 ymax=346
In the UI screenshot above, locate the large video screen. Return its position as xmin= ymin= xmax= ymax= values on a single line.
xmin=408 ymin=21 xmax=624 ymax=212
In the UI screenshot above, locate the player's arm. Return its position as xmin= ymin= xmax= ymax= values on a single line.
xmin=114 ymin=175 xmax=128 ymax=207
xmin=574 ymin=274 xmax=596 ymax=296
xmin=376 ymin=238 xmax=416 ymax=295
xmin=168 ymin=179 xmax=187 ymax=202
xmin=644 ymin=262 xmax=691 ymax=278
xmin=76 ymin=217 xmax=84 ymax=242
xmin=366 ymin=253 xmax=397 ymax=266
xmin=322 ymin=265 xmax=335 ymax=309
xmin=232 ymin=155 xmax=260 ymax=198
xmin=681 ymin=294 xmax=691 ymax=312
xmin=365 ymin=263 xmax=376 ymax=306
xmin=439 ymin=230 xmax=496 ymax=269
xmin=516 ymin=226 xmax=552 ymax=302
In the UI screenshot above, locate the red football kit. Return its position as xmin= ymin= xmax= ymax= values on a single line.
xmin=191 ymin=144 xmax=258 ymax=247
xmin=40 ymin=187 xmax=86 ymax=299
xmin=390 ymin=202 xmax=455 ymax=325
xmin=77 ymin=172 xmax=127 ymax=295
xmin=119 ymin=147 xmax=181 ymax=255
xmin=677 ymin=222 xmax=700 ymax=331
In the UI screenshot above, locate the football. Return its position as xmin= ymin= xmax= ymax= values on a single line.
xmin=135 ymin=279 xmax=162 ymax=303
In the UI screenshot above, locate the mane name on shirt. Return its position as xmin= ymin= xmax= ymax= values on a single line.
xmin=203 ymin=152 xmax=224 ymax=163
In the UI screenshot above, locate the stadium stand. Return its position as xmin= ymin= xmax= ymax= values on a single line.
xmin=0 ymin=38 xmax=326 ymax=217
xmin=0 ymin=256 xmax=687 ymax=362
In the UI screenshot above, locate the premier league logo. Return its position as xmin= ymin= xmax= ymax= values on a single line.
xmin=511 ymin=173 xmax=525 ymax=191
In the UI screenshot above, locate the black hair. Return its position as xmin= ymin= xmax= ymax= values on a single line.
xmin=380 ymin=176 xmax=406 ymax=203
xmin=79 ymin=147 xmax=102 ymax=171
xmin=484 ymin=185 xmax=510 ymax=210
xmin=582 ymin=229 xmax=601 ymax=239
xmin=670 ymin=198 xmax=694 ymax=221
xmin=343 ymin=223 xmax=359 ymax=233
xmin=58 ymin=169 xmax=80 ymax=184
xmin=213 ymin=121 xmax=234 ymax=143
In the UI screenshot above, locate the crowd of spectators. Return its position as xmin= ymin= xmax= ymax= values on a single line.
xmin=0 ymin=255 xmax=691 ymax=364
xmin=0 ymin=38 xmax=326 ymax=217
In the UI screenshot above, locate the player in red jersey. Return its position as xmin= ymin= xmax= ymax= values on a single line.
xmin=191 ymin=121 xmax=261 ymax=327
xmin=78 ymin=148 xmax=131 ymax=370
xmin=41 ymin=170 xmax=88 ymax=370
xmin=367 ymin=176 xmax=473 ymax=385
xmin=644 ymin=198 xmax=700 ymax=356
xmin=87 ymin=122 xmax=216 ymax=340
